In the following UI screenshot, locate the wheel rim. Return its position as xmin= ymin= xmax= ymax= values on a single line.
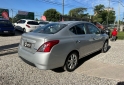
xmin=103 ymin=42 xmax=108 ymax=52
xmin=67 ymin=54 xmax=78 ymax=70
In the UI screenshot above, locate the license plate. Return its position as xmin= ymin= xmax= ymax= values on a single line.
xmin=24 ymin=42 xmax=32 ymax=48
xmin=4 ymin=31 xmax=8 ymax=33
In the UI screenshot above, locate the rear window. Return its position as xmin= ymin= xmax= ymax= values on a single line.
xmin=27 ymin=21 xmax=39 ymax=25
xmin=33 ymin=23 xmax=67 ymax=34
xmin=0 ymin=20 xmax=13 ymax=26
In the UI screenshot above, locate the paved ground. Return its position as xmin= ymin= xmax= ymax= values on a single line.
xmin=0 ymin=31 xmax=124 ymax=85
xmin=75 ymin=40 xmax=124 ymax=81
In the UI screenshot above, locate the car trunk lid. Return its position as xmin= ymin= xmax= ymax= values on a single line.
xmin=20 ymin=32 xmax=50 ymax=54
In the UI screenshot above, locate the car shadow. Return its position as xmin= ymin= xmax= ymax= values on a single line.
xmin=117 ymin=82 xmax=124 ymax=85
xmin=77 ymin=45 xmax=111 ymax=68
xmin=15 ymin=30 xmax=23 ymax=36
xmin=52 ymin=45 xmax=111 ymax=73
xmin=19 ymin=56 xmax=36 ymax=67
xmin=0 ymin=43 xmax=19 ymax=56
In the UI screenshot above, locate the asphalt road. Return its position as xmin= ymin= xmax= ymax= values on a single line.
xmin=0 ymin=30 xmax=124 ymax=85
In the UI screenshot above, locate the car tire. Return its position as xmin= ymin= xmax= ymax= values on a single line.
xmin=101 ymin=41 xmax=108 ymax=53
xmin=64 ymin=52 xmax=78 ymax=72
xmin=23 ymin=28 xmax=26 ymax=33
xmin=11 ymin=32 xmax=15 ymax=36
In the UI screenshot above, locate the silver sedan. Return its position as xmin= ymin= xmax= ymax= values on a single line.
xmin=18 ymin=21 xmax=109 ymax=72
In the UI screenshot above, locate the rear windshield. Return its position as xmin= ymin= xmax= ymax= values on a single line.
xmin=0 ymin=20 xmax=13 ymax=26
xmin=27 ymin=21 xmax=39 ymax=25
xmin=33 ymin=23 xmax=67 ymax=34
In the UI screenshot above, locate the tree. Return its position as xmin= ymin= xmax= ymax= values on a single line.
xmin=43 ymin=9 xmax=60 ymax=21
xmin=93 ymin=4 xmax=115 ymax=24
xmin=35 ymin=18 xmax=38 ymax=21
xmin=94 ymin=4 xmax=105 ymax=14
xmin=69 ymin=7 xmax=87 ymax=18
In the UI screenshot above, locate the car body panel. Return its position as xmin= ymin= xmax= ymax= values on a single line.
xmin=0 ymin=19 xmax=15 ymax=34
xmin=18 ymin=21 xmax=109 ymax=70
xmin=14 ymin=19 xmax=40 ymax=32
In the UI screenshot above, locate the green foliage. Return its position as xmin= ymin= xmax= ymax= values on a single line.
xmin=43 ymin=9 xmax=60 ymax=21
xmin=93 ymin=4 xmax=115 ymax=24
xmin=117 ymin=32 xmax=124 ymax=40
xmin=69 ymin=7 xmax=87 ymax=18
xmin=94 ymin=4 xmax=105 ymax=14
xmin=35 ymin=18 xmax=38 ymax=21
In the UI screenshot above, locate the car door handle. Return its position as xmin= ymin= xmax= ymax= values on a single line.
xmin=76 ymin=40 xmax=81 ymax=43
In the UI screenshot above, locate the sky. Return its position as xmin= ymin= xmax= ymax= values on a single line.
xmin=0 ymin=0 xmax=124 ymax=22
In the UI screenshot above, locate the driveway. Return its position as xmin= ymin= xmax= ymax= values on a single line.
xmin=74 ymin=40 xmax=124 ymax=81
xmin=0 ymin=33 xmax=124 ymax=85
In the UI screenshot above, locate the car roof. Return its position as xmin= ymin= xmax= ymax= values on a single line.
xmin=58 ymin=21 xmax=88 ymax=25
xmin=20 ymin=19 xmax=35 ymax=21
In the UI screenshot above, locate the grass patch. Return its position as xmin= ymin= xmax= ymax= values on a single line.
xmin=117 ymin=32 xmax=124 ymax=40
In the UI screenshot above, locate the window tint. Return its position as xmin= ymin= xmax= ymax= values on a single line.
xmin=27 ymin=21 xmax=39 ymax=25
xmin=39 ymin=22 xmax=49 ymax=24
xmin=17 ymin=20 xmax=25 ymax=24
xmin=0 ymin=20 xmax=13 ymax=26
xmin=70 ymin=27 xmax=76 ymax=34
xmin=87 ymin=23 xmax=100 ymax=34
xmin=69 ymin=24 xmax=86 ymax=35
xmin=22 ymin=20 xmax=26 ymax=23
xmin=33 ymin=23 xmax=67 ymax=34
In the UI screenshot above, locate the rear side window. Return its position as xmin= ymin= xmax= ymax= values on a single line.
xmin=27 ymin=21 xmax=39 ymax=25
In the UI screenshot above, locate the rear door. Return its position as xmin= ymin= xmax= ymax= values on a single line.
xmin=69 ymin=23 xmax=93 ymax=58
xmin=85 ymin=23 xmax=103 ymax=52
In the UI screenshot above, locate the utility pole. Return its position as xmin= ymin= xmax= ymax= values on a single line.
xmin=62 ymin=0 xmax=64 ymax=16
xmin=11 ymin=9 xmax=13 ymax=23
xmin=118 ymin=0 xmax=120 ymax=30
xmin=107 ymin=0 xmax=110 ymax=27
xmin=62 ymin=0 xmax=64 ymax=21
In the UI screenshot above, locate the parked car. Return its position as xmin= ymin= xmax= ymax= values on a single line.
xmin=0 ymin=18 xmax=15 ymax=35
xmin=14 ymin=19 xmax=40 ymax=32
xmin=38 ymin=21 xmax=49 ymax=27
xmin=18 ymin=21 xmax=109 ymax=72
xmin=92 ymin=22 xmax=111 ymax=38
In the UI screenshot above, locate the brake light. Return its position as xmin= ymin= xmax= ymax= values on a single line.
xmin=37 ymin=40 xmax=59 ymax=52
xmin=26 ymin=24 xmax=30 ymax=28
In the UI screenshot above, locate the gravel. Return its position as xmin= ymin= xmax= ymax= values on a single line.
xmin=0 ymin=34 xmax=124 ymax=85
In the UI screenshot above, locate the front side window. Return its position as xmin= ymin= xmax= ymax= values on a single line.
xmin=33 ymin=23 xmax=67 ymax=34
xmin=86 ymin=23 xmax=100 ymax=34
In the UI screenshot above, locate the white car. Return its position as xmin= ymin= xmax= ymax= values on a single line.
xmin=14 ymin=19 xmax=41 ymax=32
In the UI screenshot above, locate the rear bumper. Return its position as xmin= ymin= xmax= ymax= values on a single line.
xmin=18 ymin=45 xmax=64 ymax=70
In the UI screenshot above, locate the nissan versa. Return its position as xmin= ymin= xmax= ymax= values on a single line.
xmin=18 ymin=21 xmax=109 ymax=72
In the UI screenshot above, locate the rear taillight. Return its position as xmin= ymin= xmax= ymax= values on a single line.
xmin=37 ymin=40 xmax=59 ymax=52
xmin=26 ymin=24 xmax=30 ymax=28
